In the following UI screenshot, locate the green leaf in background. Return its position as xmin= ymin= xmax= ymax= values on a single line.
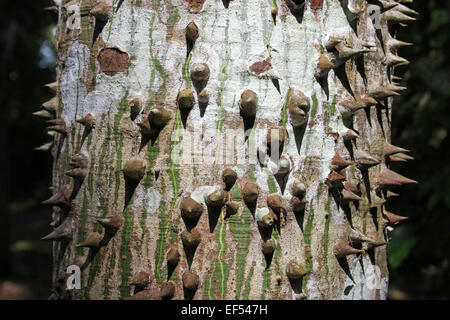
xmin=388 ymin=228 xmax=417 ymax=270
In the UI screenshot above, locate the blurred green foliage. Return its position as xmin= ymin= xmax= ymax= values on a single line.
xmin=0 ymin=0 xmax=56 ymax=298
xmin=388 ymin=0 xmax=450 ymax=299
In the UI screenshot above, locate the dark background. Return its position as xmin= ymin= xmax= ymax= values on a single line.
xmin=0 ymin=0 xmax=448 ymax=299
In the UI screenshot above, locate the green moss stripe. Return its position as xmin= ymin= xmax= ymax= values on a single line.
xmin=242 ymin=263 xmax=255 ymax=299
xmin=77 ymin=191 xmax=89 ymax=256
xmin=311 ymin=94 xmax=319 ymax=118
xmin=113 ymin=93 xmax=128 ymax=205
xmin=322 ymin=195 xmax=332 ymax=296
xmin=103 ymin=252 xmax=116 ymax=299
xmin=155 ymin=110 xmax=181 ymax=282
xmin=183 ymin=52 xmax=192 ymax=88
xmin=106 ymin=0 xmax=119 ymax=41
xmin=84 ymin=253 xmax=100 ymax=299
xmin=261 ymin=268 xmax=270 ymax=299
xmin=119 ymin=205 xmax=133 ymax=299
xmin=302 ymin=202 xmax=315 ymax=293
xmin=154 ymin=199 xmax=169 ymax=283
xmin=205 ymin=212 xmax=230 ymax=300
xmin=272 ymin=227 xmax=282 ymax=299
xmin=229 ymin=167 xmax=253 ymax=299
xmin=146 ymin=8 xmax=169 ymax=112
xmin=217 ymin=215 xmax=228 ymax=298
xmin=280 ymin=88 xmax=291 ymax=127
xmin=80 ymin=0 xmax=94 ymax=45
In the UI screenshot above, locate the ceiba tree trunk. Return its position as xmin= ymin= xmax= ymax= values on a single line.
xmin=37 ymin=0 xmax=417 ymax=300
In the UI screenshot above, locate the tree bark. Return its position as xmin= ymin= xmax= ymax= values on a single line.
xmin=40 ymin=0 xmax=416 ymax=300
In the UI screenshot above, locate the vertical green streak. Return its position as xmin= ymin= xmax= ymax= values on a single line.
xmin=170 ymin=111 xmax=181 ymax=195
xmin=217 ymin=215 xmax=228 ymax=298
xmin=302 ymin=203 xmax=315 ymax=293
xmin=271 ymin=0 xmax=278 ymax=10
xmin=103 ymin=252 xmax=116 ymax=299
xmin=155 ymin=109 xmax=181 ymax=282
xmin=242 ymin=263 xmax=255 ymax=299
xmin=267 ymin=174 xmax=277 ymax=194
xmin=272 ymin=227 xmax=282 ymax=298
xmin=97 ymin=119 xmax=110 ymax=178
xmin=280 ymin=88 xmax=291 ymax=127
xmin=119 ymin=205 xmax=133 ymax=299
xmin=261 ymin=268 xmax=270 ymax=300
xmin=84 ymin=197 xmax=110 ymax=297
xmin=206 ymin=213 xmax=230 ymax=300
xmin=84 ymin=253 xmax=100 ymax=299
xmin=113 ymin=93 xmax=128 ymax=205
xmin=322 ymin=195 xmax=331 ymax=298
xmin=183 ymin=53 xmax=192 ymax=88
xmin=311 ymin=94 xmax=319 ymax=118
xmin=323 ymin=195 xmax=332 ymax=281
xmin=107 ymin=0 xmax=118 ymax=41
xmin=80 ymin=1 xmax=93 ymax=45
xmin=229 ymin=164 xmax=253 ymax=298
xmin=140 ymin=142 xmax=159 ymax=239
xmin=87 ymin=159 xmax=95 ymax=197
xmin=143 ymin=141 xmax=159 ymax=188
xmin=248 ymin=165 xmax=256 ymax=182
xmin=155 ymin=200 xmax=169 ymax=283
xmin=229 ymin=204 xmax=252 ymax=299
xmin=147 ymin=1 xmax=177 ymax=113
xmin=77 ymin=191 xmax=89 ymax=256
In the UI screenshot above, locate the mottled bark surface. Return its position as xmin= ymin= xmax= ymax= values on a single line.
xmin=40 ymin=0 xmax=416 ymax=300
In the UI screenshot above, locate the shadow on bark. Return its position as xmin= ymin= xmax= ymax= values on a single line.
xmin=222 ymin=0 xmax=231 ymax=8
xmin=257 ymin=225 xmax=273 ymax=242
xmin=288 ymin=278 xmax=303 ymax=294
xmin=242 ymin=115 xmax=256 ymax=143
xmin=167 ymin=263 xmax=177 ymax=281
xmin=244 ymin=199 xmax=257 ymax=216
xmin=183 ymin=245 xmax=198 ymax=270
xmin=337 ymin=256 xmax=355 ymax=283
xmin=79 ymin=127 xmax=92 ymax=150
xmin=286 ymin=0 xmax=305 ymax=24
xmin=207 ymin=205 xmax=222 ymax=233
xmin=272 ymin=79 xmax=281 ymax=94
xmin=93 ymin=20 xmax=107 ymax=46
xmin=356 ymin=56 xmax=367 ymax=85
xmin=294 ymin=209 xmax=305 ymax=233
xmin=344 ymin=139 xmax=355 ymax=160
xmin=370 ymin=207 xmax=379 ymax=231
xmin=275 ymin=172 xmax=288 ymax=194
xmin=376 ymin=106 xmax=387 ymax=138
xmin=364 ymin=106 xmax=373 ymax=127
xmin=264 ymin=251 xmax=274 ymax=270
xmin=335 ymin=64 xmax=355 ymax=98
xmin=124 ymin=178 xmax=141 ymax=209
xmin=183 ymin=287 xmax=197 ymax=300
xmin=293 ymin=125 xmax=307 ymax=154
xmin=330 ymin=188 xmax=355 ymax=228
xmin=317 ymin=76 xmax=330 ymax=100
xmin=181 ymin=214 xmax=201 ymax=232
xmin=55 ymin=135 xmax=66 ymax=161
xmin=180 ymin=109 xmax=191 ymax=130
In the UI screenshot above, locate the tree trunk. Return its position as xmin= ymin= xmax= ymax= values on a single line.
xmin=39 ymin=0 xmax=417 ymax=300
